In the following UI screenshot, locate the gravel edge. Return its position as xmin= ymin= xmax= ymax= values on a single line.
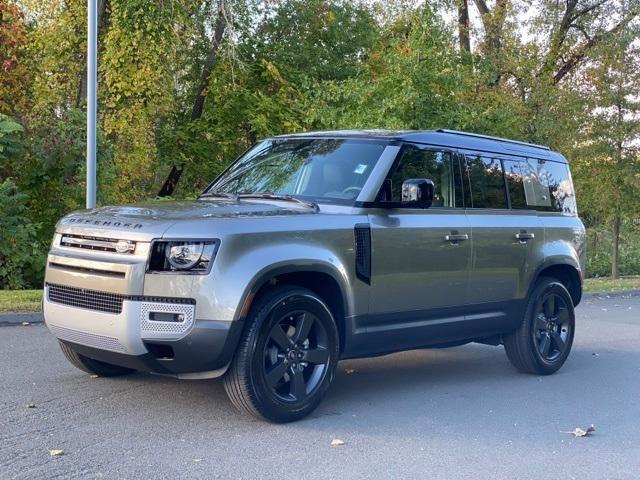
xmin=0 ymin=311 xmax=44 ymax=326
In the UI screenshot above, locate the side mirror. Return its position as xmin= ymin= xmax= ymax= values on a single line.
xmin=401 ymin=178 xmax=434 ymax=208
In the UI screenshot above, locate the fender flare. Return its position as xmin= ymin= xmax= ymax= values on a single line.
xmin=528 ymin=258 xmax=583 ymax=306
xmin=234 ymin=262 xmax=351 ymax=322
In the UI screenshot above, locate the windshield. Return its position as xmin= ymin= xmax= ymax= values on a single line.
xmin=205 ymin=138 xmax=388 ymax=204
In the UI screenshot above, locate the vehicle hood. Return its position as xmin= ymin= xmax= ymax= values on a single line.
xmin=57 ymin=199 xmax=315 ymax=241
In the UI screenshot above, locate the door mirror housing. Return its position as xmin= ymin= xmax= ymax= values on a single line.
xmin=401 ymin=178 xmax=434 ymax=208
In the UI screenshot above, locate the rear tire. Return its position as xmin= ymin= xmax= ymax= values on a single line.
xmin=58 ymin=341 xmax=135 ymax=377
xmin=223 ymin=286 xmax=339 ymax=423
xmin=504 ymin=277 xmax=575 ymax=375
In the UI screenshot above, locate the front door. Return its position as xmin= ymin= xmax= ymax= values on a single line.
xmin=358 ymin=144 xmax=472 ymax=351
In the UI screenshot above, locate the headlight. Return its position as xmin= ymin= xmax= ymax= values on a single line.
xmin=166 ymin=242 xmax=204 ymax=270
xmin=148 ymin=240 xmax=218 ymax=274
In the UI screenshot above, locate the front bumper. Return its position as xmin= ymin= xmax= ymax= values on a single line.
xmin=43 ymin=285 xmax=243 ymax=377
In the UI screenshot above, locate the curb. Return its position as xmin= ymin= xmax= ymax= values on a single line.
xmin=0 ymin=311 xmax=44 ymax=326
xmin=583 ymin=289 xmax=640 ymax=300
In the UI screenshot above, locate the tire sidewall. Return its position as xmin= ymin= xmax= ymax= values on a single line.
xmin=245 ymin=288 xmax=339 ymax=421
xmin=526 ymin=280 xmax=575 ymax=374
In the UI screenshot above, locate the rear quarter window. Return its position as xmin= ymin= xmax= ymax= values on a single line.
xmin=523 ymin=159 xmax=577 ymax=214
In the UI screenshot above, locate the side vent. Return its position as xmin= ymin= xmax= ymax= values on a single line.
xmin=354 ymin=224 xmax=371 ymax=284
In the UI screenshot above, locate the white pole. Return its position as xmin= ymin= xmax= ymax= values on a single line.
xmin=86 ymin=0 xmax=97 ymax=209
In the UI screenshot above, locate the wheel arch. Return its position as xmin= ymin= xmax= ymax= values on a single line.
xmin=236 ymin=265 xmax=349 ymax=353
xmin=530 ymin=261 xmax=583 ymax=307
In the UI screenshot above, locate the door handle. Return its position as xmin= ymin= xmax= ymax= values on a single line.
xmin=515 ymin=232 xmax=535 ymax=242
xmin=444 ymin=233 xmax=469 ymax=243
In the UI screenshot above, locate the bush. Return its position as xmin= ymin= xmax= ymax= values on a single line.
xmin=0 ymin=114 xmax=24 ymax=162
xmin=18 ymin=108 xmax=116 ymax=247
xmin=0 ymin=179 xmax=44 ymax=289
xmin=585 ymin=222 xmax=640 ymax=278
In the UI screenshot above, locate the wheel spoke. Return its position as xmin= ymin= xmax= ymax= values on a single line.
xmin=544 ymin=295 xmax=556 ymax=318
xmin=539 ymin=333 xmax=551 ymax=357
xmin=302 ymin=347 xmax=329 ymax=365
xmin=289 ymin=368 xmax=306 ymax=400
xmin=535 ymin=315 xmax=547 ymax=331
xmin=265 ymin=360 xmax=288 ymax=388
xmin=556 ymin=306 xmax=570 ymax=324
xmin=549 ymin=331 xmax=565 ymax=352
xmin=293 ymin=313 xmax=314 ymax=344
xmin=269 ymin=324 xmax=292 ymax=350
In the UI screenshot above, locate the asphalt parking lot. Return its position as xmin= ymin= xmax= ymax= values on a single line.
xmin=1 ymin=293 xmax=639 ymax=480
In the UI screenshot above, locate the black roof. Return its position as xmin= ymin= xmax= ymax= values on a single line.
xmin=274 ymin=129 xmax=566 ymax=163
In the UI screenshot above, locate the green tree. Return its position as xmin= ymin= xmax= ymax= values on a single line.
xmin=573 ymin=25 xmax=640 ymax=277
xmin=0 ymin=113 xmax=23 ymax=164
xmin=0 ymin=0 xmax=30 ymax=116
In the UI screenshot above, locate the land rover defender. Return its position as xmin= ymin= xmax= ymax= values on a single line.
xmin=44 ymin=129 xmax=585 ymax=422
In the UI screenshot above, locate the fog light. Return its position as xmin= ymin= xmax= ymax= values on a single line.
xmin=149 ymin=312 xmax=185 ymax=323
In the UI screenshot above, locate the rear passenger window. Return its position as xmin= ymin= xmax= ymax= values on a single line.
xmin=502 ymin=159 xmax=527 ymax=209
xmin=465 ymin=156 xmax=507 ymax=209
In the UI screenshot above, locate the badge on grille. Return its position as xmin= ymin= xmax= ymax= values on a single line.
xmin=115 ymin=240 xmax=135 ymax=254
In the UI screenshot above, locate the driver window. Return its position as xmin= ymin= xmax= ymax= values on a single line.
xmin=382 ymin=145 xmax=461 ymax=207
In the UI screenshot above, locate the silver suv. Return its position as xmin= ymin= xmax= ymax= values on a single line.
xmin=44 ymin=129 xmax=585 ymax=422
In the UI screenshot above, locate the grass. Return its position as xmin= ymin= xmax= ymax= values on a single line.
xmin=583 ymin=276 xmax=640 ymax=293
xmin=0 ymin=277 xmax=638 ymax=314
xmin=0 ymin=289 xmax=42 ymax=313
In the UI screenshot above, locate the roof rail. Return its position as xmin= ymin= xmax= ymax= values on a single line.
xmin=436 ymin=129 xmax=550 ymax=151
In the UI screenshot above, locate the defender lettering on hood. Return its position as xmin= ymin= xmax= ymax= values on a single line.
xmin=61 ymin=217 xmax=144 ymax=229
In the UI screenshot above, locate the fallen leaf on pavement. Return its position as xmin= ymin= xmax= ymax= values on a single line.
xmin=345 ymin=369 xmax=355 ymax=374
xmin=562 ymin=425 xmax=595 ymax=437
xmin=330 ymin=438 xmax=345 ymax=446
xmin=49 ymin=449 xmax=64 ymax=457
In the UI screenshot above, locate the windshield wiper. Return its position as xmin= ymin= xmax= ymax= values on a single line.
xmin=199 ymin=192 xmax=238 ymax=201
xmin=237 ymin=193 xmax=319 ymax=212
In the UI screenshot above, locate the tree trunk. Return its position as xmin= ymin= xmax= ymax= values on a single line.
xmin=191 ymin=1 xmax=227 ymax=121
xmin=157 ymin=165 xmax=183 ymax=198
xmin=157 ymin=0 xmax=227 ymax=197
xmin=473 ymin=0 xmax=508 ymax=54
xmin=458 ymin=0 xmax=471 ymax=53
xmin=611 ymin=215 xmax=621 ymax=279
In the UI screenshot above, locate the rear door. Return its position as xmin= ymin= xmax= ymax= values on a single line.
xmin=464 ymin=154 xmax=543 ymax=311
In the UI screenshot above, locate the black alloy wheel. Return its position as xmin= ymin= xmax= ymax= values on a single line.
xmin=532 ymin=291 xmax=572 ymax=362
xmin=504 ymin=276 xmax=576 ymax=375
xmin=263 ymin=309 xmax=331 ymax=403
xmin=224 ymin=286 xmax=339 ymax=423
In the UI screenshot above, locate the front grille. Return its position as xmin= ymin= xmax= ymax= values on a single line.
xmin=46 ymin=283 xmax=195 ymax=315
xmin=47 ymin=283 xmax=124 ymax=314
xmin=60 ymin=234 xmax=136 ymax=254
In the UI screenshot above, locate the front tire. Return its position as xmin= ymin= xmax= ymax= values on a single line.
xmin=58 ymin=341 xmax=135 ymax=377
xmin=504 ymin=277 xmax=575 ymax=375
xmin=223 ymin=286 xmax=339 ymax=423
